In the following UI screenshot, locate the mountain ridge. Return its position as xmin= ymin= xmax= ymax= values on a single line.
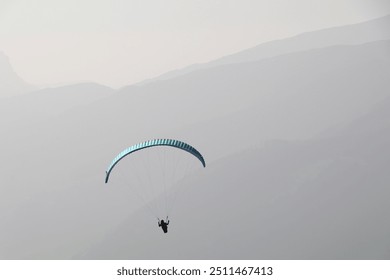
xmin=139 ymin=15 xmax=390 ymax=84
xmin=0 ymin=51 xmax=36 ymax=97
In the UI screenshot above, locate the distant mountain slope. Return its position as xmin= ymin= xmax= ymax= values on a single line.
xmin=0 ymin=52 xmax=35 ymax=97
xmin=81 ymin=89 xmax=390 ymax=260
xmin=117 ymin=40 xmax=390 ymax=160
xmin=0 ymin=83 xmax=114 ymax=126
xmin=142 ymin=15 xmax=390 ymax=83
xmin=0 ymin=40 xmax=389 ymax=259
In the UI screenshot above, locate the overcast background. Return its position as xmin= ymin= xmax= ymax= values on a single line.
xmin=1 ymin=1 xmax=390 ymax=259
xmin=0 ymin=0 xmax=389 ymax=87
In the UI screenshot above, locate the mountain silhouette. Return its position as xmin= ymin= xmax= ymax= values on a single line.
xmin=141 ymin=15 xmax=390 ymax=84
xmin=0 ymin=52 xmax=35 ymax=97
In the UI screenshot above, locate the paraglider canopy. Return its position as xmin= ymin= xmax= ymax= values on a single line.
xmin=105 ymin=139 xmax=206 ymax=183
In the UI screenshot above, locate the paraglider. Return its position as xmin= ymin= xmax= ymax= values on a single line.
xmin=158 ymin=217 xmax=170 ymax=233
xmin=105 ymin=139 xmax=205 ymax=233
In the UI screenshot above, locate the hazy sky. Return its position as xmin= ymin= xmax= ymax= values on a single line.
xmin=0 ymin=0 xmax=389 ymax=88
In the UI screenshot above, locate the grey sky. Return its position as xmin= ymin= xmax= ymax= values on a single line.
xmin=0 ymin=0 xmax=389 ymax=88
